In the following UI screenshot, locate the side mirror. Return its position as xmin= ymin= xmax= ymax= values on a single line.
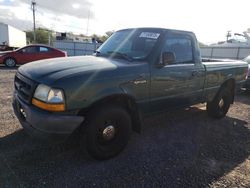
xmin=161 ymin=52 xmax=176 ymax=66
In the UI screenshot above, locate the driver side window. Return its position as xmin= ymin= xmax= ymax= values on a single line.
xmin=22 ymin=46 xmax=38 ymax=53
xmin=163 ymin=37 xmax=193 ymax=64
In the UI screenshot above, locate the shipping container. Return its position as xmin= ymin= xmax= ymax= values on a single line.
xmin=0 ymin=23 xmax=26 ymax=49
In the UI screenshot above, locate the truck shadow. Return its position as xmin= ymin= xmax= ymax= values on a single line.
xmin=236 ymin=91 xmax=250 ymax=105
xmin=0 ymin=65 xmax=18 ymax=70
xmin=0 ymin=107 xmax=249 ymax=187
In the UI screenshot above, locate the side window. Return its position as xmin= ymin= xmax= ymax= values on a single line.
xmin=22 ymin=46 xmax=38 ymax=53
xmin=163 ymin=37 xmax=193 ymax=64
xmin=39 ymin=47 xmax=50 ymax=52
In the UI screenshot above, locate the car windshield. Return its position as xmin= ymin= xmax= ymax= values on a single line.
xmin=96 ymin=29 xmax=161 ymax=61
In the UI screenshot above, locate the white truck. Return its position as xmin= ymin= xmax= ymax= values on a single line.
xmin=0 ymin=23 xmax=26 ymax=51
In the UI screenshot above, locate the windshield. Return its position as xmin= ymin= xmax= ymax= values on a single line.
xmin=97 ymin=29 xmax=161 ymax=61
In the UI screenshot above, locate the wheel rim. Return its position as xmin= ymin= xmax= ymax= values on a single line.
xmin=218 ymin=98 xmax=224 ymax=108
xmin=102 ymin=125 xmax=116 ymax=141
xmin=5 ymin=58 xmax=15 ymax=67
xmin=97 ymin=120 xmax=119 ymax=146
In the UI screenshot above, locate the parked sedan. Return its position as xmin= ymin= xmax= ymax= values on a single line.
xmin=243 ymin=55 xmax=250 ymax=90
xmin=0 ymin=44 xmax=67 ymax=67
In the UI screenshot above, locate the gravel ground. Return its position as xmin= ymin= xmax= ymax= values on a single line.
xmin=0 ymin=67 xmax=250 ymax=188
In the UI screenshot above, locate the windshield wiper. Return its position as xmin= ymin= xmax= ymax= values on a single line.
xmin=107 ymin=51 xmax=133 ymax=62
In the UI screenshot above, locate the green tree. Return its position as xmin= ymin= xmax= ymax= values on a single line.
xmin=99 ymin=30 xmax=115 ymax=43
xmin=105 ymin=31 xmax=114 ymax=37
xmin=198 ymin=41 xmax=207 ymax=47
xmin=26 ymin=28 xmax=53 ymax=44
xmin=91 ymin=34 xmax=99 ymax=38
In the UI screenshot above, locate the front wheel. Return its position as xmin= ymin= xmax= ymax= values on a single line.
xmin=4 ymin=57 xmax=16 ymax=67
xmin=82 ymin=105 xmax=132 ymax=160
xmin=206 ymin=87 xmax=232 ymax=118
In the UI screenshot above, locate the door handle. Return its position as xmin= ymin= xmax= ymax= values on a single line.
xmin=129 ymin=74 xmax=147 ymax=85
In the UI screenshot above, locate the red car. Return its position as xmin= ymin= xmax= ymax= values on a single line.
xmin=0 ymin=44 xmax=67 ymax=67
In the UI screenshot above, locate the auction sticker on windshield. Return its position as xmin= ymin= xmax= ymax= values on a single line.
xmin=139 ymin=32 xmax=160 ymax=39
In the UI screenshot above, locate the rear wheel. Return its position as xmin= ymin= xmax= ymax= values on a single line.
xmin=82 ymin=105 xmax=132 ymax=160
xmin=206 ymin=87 xmax=232 ymax=118
xmin=4 ymin=57 xmax=16 ymax=67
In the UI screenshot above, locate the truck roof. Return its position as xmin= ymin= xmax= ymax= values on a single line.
xmin=117 ymin=27 xmax=195 ymax=35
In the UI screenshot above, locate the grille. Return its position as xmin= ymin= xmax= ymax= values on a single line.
xmin=14 ymin=72 xmax=37 ymax=104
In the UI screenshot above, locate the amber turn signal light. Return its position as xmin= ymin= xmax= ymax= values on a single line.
xmin=32 ymin=98 xmax=65 ymax=112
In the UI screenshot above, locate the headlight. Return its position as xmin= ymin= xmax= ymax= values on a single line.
xmin=33 ymin=84 xmax=51 ymax=102
xmin=32 ymin=84 xmax=65 ymax=112
xmin=47 ymin=89 xmax=65 ymax=103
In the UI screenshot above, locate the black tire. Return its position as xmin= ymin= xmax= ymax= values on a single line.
xmin=206 ymin=87 xmax=232 ymax=118
xmin=4 ymin=57 xmax=16 ymax=67
xmin=82 ymin=105 xmax=132 ymax=160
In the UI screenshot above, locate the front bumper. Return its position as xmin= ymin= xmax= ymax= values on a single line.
xmin=12 ymin=91 xmax=84 ymax=141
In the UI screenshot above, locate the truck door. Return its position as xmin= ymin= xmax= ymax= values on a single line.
xmin=150 ymin=33 xmax=205 ymax=112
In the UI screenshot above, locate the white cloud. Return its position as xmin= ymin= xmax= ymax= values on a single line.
xmin=0 ymin=0 xmax=250 ymax=44
xmin=0 ymin=0 xmax=92 ymax=34
xmin=72 ymin=3 xmax=80 ymax=9
xmin=20 ymin=0 xmax=93 ymax=19
xmin=91 ymin=0 xmax=250 ymax=44
xmin=0 ymin=4 xmax=33 ymax=30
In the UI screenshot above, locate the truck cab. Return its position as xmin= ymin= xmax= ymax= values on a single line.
xmin=12 ymin=28 xmax=248 ymax=160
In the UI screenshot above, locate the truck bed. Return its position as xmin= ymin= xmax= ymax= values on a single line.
xmin=202 ymin=58 xmax=237 ymax=62
xmin=202 ymin=60 xmax=247 ymax=101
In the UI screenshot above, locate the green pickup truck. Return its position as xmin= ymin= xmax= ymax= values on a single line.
xmin=13 ymin=28 xmax=248 ymax=159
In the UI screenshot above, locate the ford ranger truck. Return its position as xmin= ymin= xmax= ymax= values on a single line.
xmin=12 ymin=28 xmax=248 ymax=160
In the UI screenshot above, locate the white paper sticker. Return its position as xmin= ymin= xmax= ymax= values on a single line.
xmin=139 ymin=32 xmax=160 ymax=39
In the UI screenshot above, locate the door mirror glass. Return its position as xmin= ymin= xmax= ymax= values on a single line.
xmin=161 ymin=51 xmax=176 ymax=66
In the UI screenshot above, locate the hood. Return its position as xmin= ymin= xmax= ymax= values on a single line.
xmin=18 ymin=56 xmax=128 ymax=84
xmin=0 ymin=51 xmax=12 ymax=56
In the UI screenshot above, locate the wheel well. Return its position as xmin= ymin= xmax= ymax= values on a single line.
xmin=4 ymin=56 xmax=16 ymax=64
xmin=221 ymin=78 xmax=235 ymax=103
xmin=79 ymin=95 xmax=142 ymax=133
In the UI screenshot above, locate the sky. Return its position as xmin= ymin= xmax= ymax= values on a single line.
xmin=0 ymin=0 xmax=249 ymax=44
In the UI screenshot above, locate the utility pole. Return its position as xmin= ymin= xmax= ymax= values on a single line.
xmin=226 ymin=31 xmax=231 ymax=42
xmin=31 ymin=1 xmax=36 ymax=42
xmin=86 ymin=9 xmax=90 ymax=36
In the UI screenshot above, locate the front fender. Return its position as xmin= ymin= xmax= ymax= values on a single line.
xmin=66 ymin=83 xmax=127 ymax=110
xmin=86 ymin=87 xmax=127 ymax=108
